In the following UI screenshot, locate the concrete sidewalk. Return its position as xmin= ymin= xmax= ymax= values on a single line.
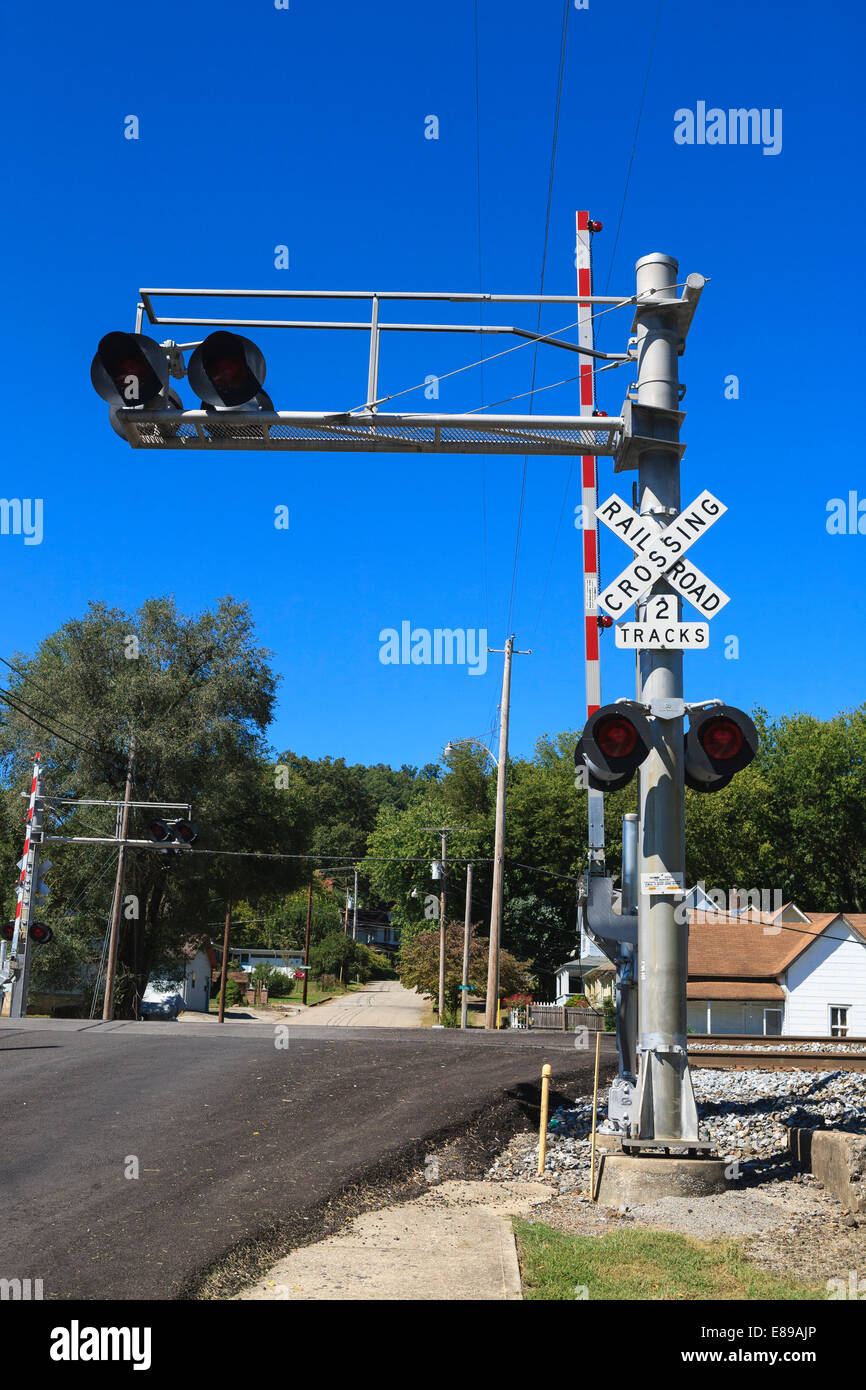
xmin=235 ymin=1180 xmax=549 ymax=1301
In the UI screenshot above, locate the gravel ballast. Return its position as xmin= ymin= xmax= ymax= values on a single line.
xmin=487 ymin=1067 xmax=866 ymax=1286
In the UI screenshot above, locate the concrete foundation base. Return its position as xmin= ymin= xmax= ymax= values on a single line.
xmin=596 ymin=1152 xmax=729 ymax=1204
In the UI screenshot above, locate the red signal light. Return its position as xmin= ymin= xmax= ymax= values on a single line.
xmin=188 ymin=331 xmax=267 ymax=409
xmin=91 ymin=332 xmax=169 ymax=408
xmin=29 ymin=922 xmax=53 ymax=945
xmin=172 ymin=819 xmax=199 ymax=845
xmin=2 ymin=921 xmax=15 ymax=942
xmin=700 ymin=717 xmax=744 ymax=761
xmin=595 ymin=715 xmax=638 ymax=759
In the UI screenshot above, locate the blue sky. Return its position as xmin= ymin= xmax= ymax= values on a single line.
xmin=2 ymin=0 xmax=865 ymax=767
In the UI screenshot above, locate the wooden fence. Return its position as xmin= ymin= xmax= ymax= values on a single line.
xmin=508 ymin=1004 xmax=605 ymax=1032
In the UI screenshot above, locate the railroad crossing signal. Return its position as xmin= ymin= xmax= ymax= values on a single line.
xmin=187 ymin=331 xmax=271 ymax=410
xmin=575 ymin=702 xmax=654 ymax=791
xmin=2 ymin=921 xmax=52 ymax=945
xmin=596 ymin=489 xmax=729 ymax=626
xmin=147 ymin=818 xmax=199 ymax=847
xmin=684 ymin=705 xmax=758 ymax=792
xmin=91 ymin=332 xmax=172 ymax=408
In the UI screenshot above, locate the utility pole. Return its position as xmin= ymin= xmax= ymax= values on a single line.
xmin=460 ymin=861 xmax=473 ymax=1030
xmin=302 ymin=880 xmax=312 ymax=1006
xmin=218 ymin=899 xmax=231 ymax=1023
xmin=352 ymin=867 xmax=359 ymax=940
xmin=422 ymin=825 xmax=473 ymax=1024
xmin=485 ymin=636 xmax=531 ymax=1029
xmin=103 ymin=737 xmax=135 ymax=1021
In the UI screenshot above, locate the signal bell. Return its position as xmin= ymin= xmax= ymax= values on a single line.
xmin=575 ymin=702 xmax=654 ymax=792
xmin=187 ymin=331 xmax=271 ymax=409
xmin=684 ymin=704 xmax=758 ymax=793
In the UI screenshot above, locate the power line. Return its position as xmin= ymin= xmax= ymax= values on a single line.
xmin=601 ymin=0 xmax=664 ymax=297
xmin=0 ymin=690 xmax=94 ymax=755
xmin=0 ymin=671 xmax=101 ymax=749
xmin=505 ymin=0 xmax=570 ymax=634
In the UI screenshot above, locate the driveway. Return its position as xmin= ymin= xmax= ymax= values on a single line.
xmin=290 ymin=978 xmax=431 ymax=1027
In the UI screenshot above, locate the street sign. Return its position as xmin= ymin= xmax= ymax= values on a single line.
xmin=596 ymin=490 xmax=729 ymax=618
xmin=615 ymin=622 xmax=709 ymax=650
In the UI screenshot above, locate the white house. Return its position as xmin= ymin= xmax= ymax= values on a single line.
xmin=553 ymin=924 xmax=615 ymax=1006
xmin=686 ymin=905 xmax=866 ymax=1037
xmin=229 ymin=948 xmax=303 ymax=976
xmin=553 ymin=899 xmax=866 ymax=1037
xmin=143 ymin=944 xmax=217 ymax=1014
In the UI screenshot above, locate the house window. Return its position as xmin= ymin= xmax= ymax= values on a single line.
xmin=829 ymin=1005 xmax=850 ymax=1038
xmin=763 ymin=1008 xmax=782 ymax=1036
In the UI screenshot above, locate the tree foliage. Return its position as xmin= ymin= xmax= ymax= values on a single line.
xmin=397 ymin=922 xmax=533 ymax=1012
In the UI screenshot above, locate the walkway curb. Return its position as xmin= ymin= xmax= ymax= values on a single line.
xmin=234 ymin=1180 xmax=549 ymax=1301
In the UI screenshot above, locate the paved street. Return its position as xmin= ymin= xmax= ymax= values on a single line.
xmin=288 ymin=978 xmax=432 ymax=1027
xmin=0 ymin=1018 xmax=615 ymax=1301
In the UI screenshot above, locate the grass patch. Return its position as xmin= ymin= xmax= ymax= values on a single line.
xmin=514 ymin=1220 xmax=826 ymax=1301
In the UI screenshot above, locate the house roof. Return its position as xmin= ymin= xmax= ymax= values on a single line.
xmin=687 ymin=980 xmax=785 ymax=1001
xmin=687 ymin=911 xmax=845 ymax=979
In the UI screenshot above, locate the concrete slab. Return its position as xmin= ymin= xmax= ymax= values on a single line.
xmin=596 ymin=1153 xmax=729 ymax=1204
xmin=800 ymin=1130 xmax=866 ymax=1213
xmin=235 ymin=1180 xmax=550 ymax=1301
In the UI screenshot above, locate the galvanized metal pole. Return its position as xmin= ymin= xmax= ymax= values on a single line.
xmin=460 ymin=861 xmax=473 ymax=1029
xmin=485 ymin=637 xmax=512 ymax=1029
xmin=632 ymin=253 xmax=697 ymax=1142
xmin=438 ymin=831 xmax=447 ymax=1023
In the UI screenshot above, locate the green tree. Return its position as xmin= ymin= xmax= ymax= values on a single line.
xmin=0 ymin=597 xmax=311 ymax=1016
xmin=398 ymin=922 xmax=533 ymax=1013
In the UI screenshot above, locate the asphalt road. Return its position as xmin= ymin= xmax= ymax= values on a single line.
xmin=0 ymin=1018 xmax=615 ymax=1301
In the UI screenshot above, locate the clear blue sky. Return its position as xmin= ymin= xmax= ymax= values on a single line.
xmin=3 ymin=0 xmax=864 ymax=767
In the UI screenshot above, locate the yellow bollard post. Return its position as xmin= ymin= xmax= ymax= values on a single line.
xmin=496 ymin=996 xmax=501 ymax=1030
xmin=537 ymin=1063 xmax=552 ymax=1177
xmin=589 ymin=1029 xmax=601 ymax=1202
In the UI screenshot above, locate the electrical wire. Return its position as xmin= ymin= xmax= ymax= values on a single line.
xmin=0 ymin=690 xmax=94 ymax=755
xmin=505 ymin=0 xmax=570 ymax=635
xmin=0 ymin=673 xmax=101 ymax=748
xmin=467 ymin=357 xmax=625 ymax=414
xmin=343 ymin=296 xmax=632 ymax=418
xmin=601 ymin=0 xmax=664 ymax=298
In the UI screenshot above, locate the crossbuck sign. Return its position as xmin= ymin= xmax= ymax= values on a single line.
xmin=596 ymin=490 xmax=729 ymax=649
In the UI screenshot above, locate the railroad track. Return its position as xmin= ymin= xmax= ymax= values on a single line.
xmin=689 ymin=1035 xmax=866 ymax=1072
